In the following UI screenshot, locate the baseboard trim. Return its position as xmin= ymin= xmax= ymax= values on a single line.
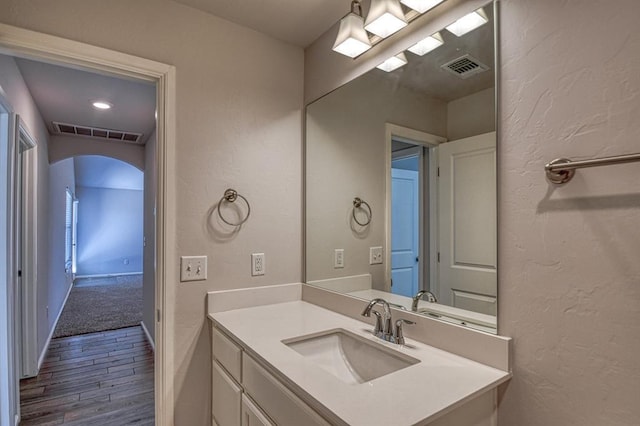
xmin=74 ymin=272 xmax=142 ymax=279
xmin=38 ymin=279 xmax=74 ymax=370
xmin=140 ymin=320 xmax=155 ymax=352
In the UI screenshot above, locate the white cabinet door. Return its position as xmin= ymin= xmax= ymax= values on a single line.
xmin=212 ymin=360 xmax=242 ymax=426
xmin=241 ymin=394 xmax=274 ymax=426
xmin=437 ymin=132 xmax=497 ymax=315
xmin=242 ymin=354 xmax=330 ymax=426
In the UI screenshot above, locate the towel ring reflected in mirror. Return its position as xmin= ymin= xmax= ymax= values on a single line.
xmin=218 ymin=188 xmax=251 ymax=226
xmin=352 ymin=197 xmax=372 ymax=226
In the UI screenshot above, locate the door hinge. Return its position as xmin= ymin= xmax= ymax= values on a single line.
xmin=18 ymin=270 xmax=22 ymax=277
xmin=437 ymin=167 xmax=440 ymax=177
xmin=437 ymin=252 xmax=440 ymax=262
xmin=156 ymin=309 xmax=161 ymax=322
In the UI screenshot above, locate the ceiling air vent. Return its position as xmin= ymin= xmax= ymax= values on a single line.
xmin=52 ymin=121 xmax=144 ymax=144
xmin=441 ymin=54 xmax=489 ymax=79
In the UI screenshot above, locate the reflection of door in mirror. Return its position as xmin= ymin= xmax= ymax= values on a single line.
xmin=437 ymin=132 xmax=496 ymax=315
xmin=391 ymin=146 xmax=421 ymax=298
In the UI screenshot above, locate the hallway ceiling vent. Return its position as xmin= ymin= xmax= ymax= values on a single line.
xmin=441 ymin=54 xmax=489 ymax=79
xmin=52 ymin=121 xmax=144 ymax=144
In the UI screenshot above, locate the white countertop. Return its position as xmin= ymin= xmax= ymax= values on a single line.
xmin=209 ymin=300 xmax=510 ymax=426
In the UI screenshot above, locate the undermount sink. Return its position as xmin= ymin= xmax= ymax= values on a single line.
xmin=282 ymin=328 xmax=419 ymax=385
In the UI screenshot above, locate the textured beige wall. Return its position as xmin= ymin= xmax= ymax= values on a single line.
xmin=0 ymin=54 xmax=54 ymax=361
xmin=306 ymin=72 xmax=446 ymax=288
xmin=447 ymin=87 xmax=495 ymax=140
xmin=47 ymin=158 xmax=75 ymax=346
xmin=498 ymin=0 xmax=640 ymax=424
xmin=0 ymin=1 xmax=304 ymax=423
xmin=143 ymin=131 xmax=156 ymax=342
xmin=49 ymin=135 xmax=145 ymax=171
xmin=305 ymin=0 xmax=640 ymax=424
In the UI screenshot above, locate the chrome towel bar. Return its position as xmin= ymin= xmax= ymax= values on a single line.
xmin=545 ymin=152 xmax=640 ymax=184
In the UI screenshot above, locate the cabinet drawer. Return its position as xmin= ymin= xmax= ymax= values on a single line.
xmin=213 ymin=325 xmax=242 ymax=382
xmin=241 ymin=394 xmax=275 ymax=426
xmin=242 ymin=355 xmax=330 ymax=426
xmin=212 ymin=360 xmax=242 ymax=426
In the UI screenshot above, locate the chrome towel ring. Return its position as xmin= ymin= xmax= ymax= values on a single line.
xmin=352 ymin=197 xmax=372 ymax=226
xmin=218 ymin=188 xmax=251 ymax=226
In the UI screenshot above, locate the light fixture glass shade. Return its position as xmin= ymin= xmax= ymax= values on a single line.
xmin=365 ymin=0 xmax=408 ymax=38
xmin=445 ymin=8 xmax=488 ymax=36
xmin=407 ymin=32 xmax=444 ymax=56
xmin=376 ymin=52 xmax=408 ymax=72
xmin=400 ymin=0 xmax=444 ymax=14
xmin=333 ymin=12 xmax=372 ymax=57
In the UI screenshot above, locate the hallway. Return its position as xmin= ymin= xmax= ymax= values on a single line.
xmin=19 ymin=326 xmax=154 ymax=425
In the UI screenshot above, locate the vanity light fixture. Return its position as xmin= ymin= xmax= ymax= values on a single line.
xmin=365 ymin=0 xmax=408 ymax=38
xmin=91 ymin=100 xmax=112 ymax=110
xmin=445 ymin=8 xmax=488 ymax=36
xmin=333 ymin=1 xmax=372 ymax=58
xmin=400 ymin=0 xmax=444 ymax=14
xmin=407 ymin=31 xmax=444 ymax=56
xmin=376 ymin=52 xmax=408 ymax=72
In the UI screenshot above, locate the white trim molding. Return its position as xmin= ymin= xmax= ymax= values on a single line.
xmin=0 ymin=23 xmax=176 ymax=425
xmin=140 ymin=321 xmax=155 ymax=352
xmin=37 ymin=279 xmax=73 ymax=370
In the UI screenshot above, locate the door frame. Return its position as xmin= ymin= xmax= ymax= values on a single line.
xmin=0 ymin=88 xmax=19 ymax=426
xmin=384 ymin=123 xmax=445 ymax=294
xmin=0 ymin=23 xmax=176 ymax=425
xmin=16 ymin=117 xmax=39 ymax=379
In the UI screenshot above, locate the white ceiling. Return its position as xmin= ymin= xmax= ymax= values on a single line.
xmin=74 ymin=156 xmax=144 ymax=190
xmin=13 ymin=56 xmax=156 ymax=144
xmin=172 ymin=0 xmax=348 ymax=47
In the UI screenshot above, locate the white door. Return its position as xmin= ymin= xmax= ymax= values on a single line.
xmin=391 ymin=167 xmax=419 ymax=297
xmin=437 ymin=132 xmax=496 ymax=315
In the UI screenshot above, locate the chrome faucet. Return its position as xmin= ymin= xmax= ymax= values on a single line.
xmin=362 ymin=298 xmax=414 ymax=344
xmin=411 ymin=290 xmax=437 ymax=312
xmin=361 ymin=298 xmax=392 ymax=338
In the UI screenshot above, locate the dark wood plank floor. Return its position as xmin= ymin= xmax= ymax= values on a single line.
xmin=19 ymin=326 xmax=155 ymax=425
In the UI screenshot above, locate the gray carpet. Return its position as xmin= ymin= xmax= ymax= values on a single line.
xmin=53 ymin=274 xmax=143 ymax=338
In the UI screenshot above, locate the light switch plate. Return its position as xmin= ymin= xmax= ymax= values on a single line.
xmin=369 ymin=247 xmax=383 ymax=265
xmin=251 ymin=253 xmax=265 ymax=276
xmin=334 ymin=249 xmax=344 ymax=268
xmin=180 ymin=255 xmax=207 ymax=282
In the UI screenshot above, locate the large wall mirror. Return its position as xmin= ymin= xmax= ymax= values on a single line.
xmin=305 ymin=1 xmax=498 ymax=333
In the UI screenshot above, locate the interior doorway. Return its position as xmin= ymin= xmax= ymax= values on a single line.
xmin=390 ymin=145 xmax=422 ymax=297
xmin=385 ymin=124 xmax=445 ymax=300
xmin=0 ymin=23 xmax=175 ymax=425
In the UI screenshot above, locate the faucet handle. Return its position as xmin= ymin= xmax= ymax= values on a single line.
xmin=393 ymin=319 xmax=415 ymax=345
xmin=371 ymin=311 xmax=383 ymax=337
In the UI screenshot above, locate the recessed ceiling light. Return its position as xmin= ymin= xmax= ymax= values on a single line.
xmin=92 ymin=100 xmax=112 ymax=110
xmin=446 ymin=8 xmax=488 ymax=37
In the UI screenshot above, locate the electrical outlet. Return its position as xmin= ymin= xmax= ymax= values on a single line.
xmin=180 ymin=255 xmax=208 ymax=282
xmin=334 ymin=249 xmax=344 ymax=268
xmin=251 ymin=253 xmax=265 ymax=276
xmin=369 ymin=246 xmax=383 ymax=265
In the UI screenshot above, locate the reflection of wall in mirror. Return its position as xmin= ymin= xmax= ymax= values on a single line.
xmin=306 ymin=68 xmax=496 ymax=294
xmin=306 ymin=71 xmax=446 ymax=289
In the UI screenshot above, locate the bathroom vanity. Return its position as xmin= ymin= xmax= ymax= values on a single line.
xmin=208 ymin=284 xmax=511 ymax=426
